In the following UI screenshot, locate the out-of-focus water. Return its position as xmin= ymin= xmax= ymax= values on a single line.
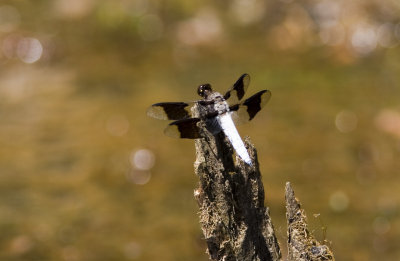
xmin=1 ymin=1 xmax=399 ymax=260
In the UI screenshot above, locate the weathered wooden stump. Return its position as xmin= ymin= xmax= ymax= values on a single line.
xmin=192 ymin=104 xmax=335 ymax=260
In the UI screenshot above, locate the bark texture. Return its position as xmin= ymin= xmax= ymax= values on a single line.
xmin=193 ymin=101 xmax=281 ymax=261
xmin=192 ymin=105 xmax=334 ymax=261
xmin=285 ymin=182 xmax=335 ymax=261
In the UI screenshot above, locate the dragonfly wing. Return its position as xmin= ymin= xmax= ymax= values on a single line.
xmin=230 ymin=89 xmax=271 ymax=125
xmin=224 ymin=73 xmax=250 ymax=104
xmin=147 ymin=102 xmax=194 ymax=120
xmin=164 ymin=118 xmax=202 ymax=139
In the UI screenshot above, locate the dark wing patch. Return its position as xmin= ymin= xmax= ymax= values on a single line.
xmin=224 ymin=73 xmax=250 ymax=103
xmin=243 ymin=90 xmax=271 ymax=120
xmin=164 ymin=118 xmax=202 ymax=139
xmin=230 ymin=90 xmax=271 ymax=124
xmin=147 ymin=102 xmax=192 ymax=120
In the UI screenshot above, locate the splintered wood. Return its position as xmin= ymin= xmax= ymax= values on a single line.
xmin=285 ymin=182 xmax=335 ymax=261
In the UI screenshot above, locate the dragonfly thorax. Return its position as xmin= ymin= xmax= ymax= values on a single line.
xmin=206 ymin=92 xmax=229 ymax=115
xmin=214 ymin=100 xmax=229 ymax=115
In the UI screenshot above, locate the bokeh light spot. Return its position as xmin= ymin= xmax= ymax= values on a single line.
xmin=351 ymin=24 xmax=378 ymax=55
xmin=374 ymin=109 xmax=400 ymax=139
xmin=268 ymin=5 xmax=314 ymax=50
xmin=126 ymin=169 xmax=151 ymax=185
xmin=130 ymin=149 xmax=155 ymax=171
xmin=176 ymin=8 xmax=223 ymax=46
xmin=329 ymin=190 xmax=349 ymax=212
xmin=313 ymin=0 xmax=341 ymax=28
xmin=16 ymin=37 xmax=43 ymax=64
xmin=335 ymin=110 xmax=357 ymax=133
xmin=127 ymin=149 xmax=154 ymax=185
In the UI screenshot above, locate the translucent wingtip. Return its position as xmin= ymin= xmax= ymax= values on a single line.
xmin=146 ymin=105 xmax=167 ymax=120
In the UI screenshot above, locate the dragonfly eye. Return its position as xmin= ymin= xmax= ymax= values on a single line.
xmin=197 ymin=83 xmax=212 ymax=98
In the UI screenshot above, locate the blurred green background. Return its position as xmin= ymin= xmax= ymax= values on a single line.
xmin=1 ymin=0 xmax=399 ymax=260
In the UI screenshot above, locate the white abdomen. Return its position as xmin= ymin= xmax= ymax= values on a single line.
xmin=217 ymin=113 xmax=252 ymax=165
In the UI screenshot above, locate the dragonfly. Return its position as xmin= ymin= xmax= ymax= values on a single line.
xmin=146 ymin=73 xmax=271 ymax=165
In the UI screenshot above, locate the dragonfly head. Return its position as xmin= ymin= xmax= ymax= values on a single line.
xmin=197 ymin=83 xmax=212 ymax=98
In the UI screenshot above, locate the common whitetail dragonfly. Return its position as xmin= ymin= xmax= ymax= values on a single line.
xmin=147 ymin=74 xmax=271 ymax=165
